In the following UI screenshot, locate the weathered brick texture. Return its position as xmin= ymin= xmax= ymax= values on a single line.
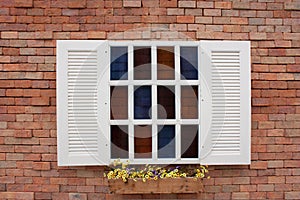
xmin=0 ymin=0 xmax=299 ymax=199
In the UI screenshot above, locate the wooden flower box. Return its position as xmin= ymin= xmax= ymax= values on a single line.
xmin=108 ymin=178 xmax=203 ymax=194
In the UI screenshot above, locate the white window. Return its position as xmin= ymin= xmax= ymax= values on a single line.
xmin=56 ymin=40 xmax=251 ymax=166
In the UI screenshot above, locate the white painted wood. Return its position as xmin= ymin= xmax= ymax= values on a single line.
xmin=152 ymin=45 xmax=158 ymax=160
xmin=57 ymin=40 xmax=109 ymax=166
xmin=128 ymin=45 xmax=134 ymax=161
xmin=200 ymin=41 xmax=251 ymax=165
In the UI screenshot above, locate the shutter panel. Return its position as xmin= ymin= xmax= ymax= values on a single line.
xmin=57 ymin=40 xmax=109 ymax=166
xmin=200 ymin=41 xmax=251 ymax=165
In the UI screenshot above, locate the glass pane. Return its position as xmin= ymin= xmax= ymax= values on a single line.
xmin=181 ymin=125 xmax=198 ymax=158
xmin=134 ymin=86 xmax=151 ymax=119
xmin=180 ymin=47 xmax=198 ymax=80
xmin=111 ymin=125 xmax=128 ymax=159
xmin=157 ymin=86 xmax=175 ymax=119
xmin=181 ymin=86 xmax=198 ymax=119
xmin=134 ymin=125 xmax=152 ymax=158
xmin=110 ymin=86 xmax=128 ymax=119
xmin=111 ymin=47 xmax=128 ymax=80
xmin=134 ymin=47 xmax=151 ymax=80
xmin=157 ymin=47 xmax=175 ymax=80
xmin=158 ymin=125 xmax=175 ymax=158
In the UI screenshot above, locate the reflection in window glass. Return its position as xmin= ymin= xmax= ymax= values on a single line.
xmin=110 ymin=47 xmax=128 ymax=80
xmin=134 ymin=125 xmax=152 ymax=158
xmin=134 ymin=47 xmax=151 ymax=80
xmin=158 ymin=125 xmax=175 ymax=158
xmin=180 ymin=47 xmax=198 ymax=80
xmin=181 ymin=86 xmax=198 ymax=119
xmin=110 ymin=86 xmax=128 ymax=119
xmin=157 ymin=86 xmax=175 ymax=119
xmin=111 ymin=125 xmax=128 ymax=159
xmin=157 ymin=47 xmax=174 ymax=80
xmin=134 ymin=86 xmax=151 ymax=119
xmin=181 ymin=125 xmax=198 ymax=158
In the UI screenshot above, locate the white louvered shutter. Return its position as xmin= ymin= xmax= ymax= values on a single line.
xmin=57 ymin=40 xmax=109 ymax=166
xmin=200 ymin=41 xmax=251 ymax=165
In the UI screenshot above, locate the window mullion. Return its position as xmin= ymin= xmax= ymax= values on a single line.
xmin=175 ymin=45 xmax=181 ymax=160
xmin=128 ymin=45 xmax=134 ymax=161
xmin=152 ymin=45 xmax=158 ymax=160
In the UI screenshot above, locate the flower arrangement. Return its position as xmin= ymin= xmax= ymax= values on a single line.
xmin=104 ymin=159 xmax=210 ymax=183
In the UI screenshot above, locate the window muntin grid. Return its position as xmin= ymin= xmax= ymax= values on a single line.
xmin=109 ymin=41 xmax=200 ymax=164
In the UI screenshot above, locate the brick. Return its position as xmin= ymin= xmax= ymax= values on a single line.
xmin=284 ymin=2 xmax=300 ymax=11
xmin=160 ymin=0 xmax=177 ymax=8
xmin=204 ymin=9 xmax=221 ymax=16
xmin=185 ymin=9 xmax=202 ymax=16
xmin=68 ymin=0 xmax=86 ymax=8
xmin=86 ymin=178 xmax=104 ymax=186
xmin=0 ymin=114 xmax=16 ymax=122
xmin=7 ymin=106 xmax=25 ymax=114
xmin=14 ymin=130 xmax=32 ymax=138
xmin=285 ymin=192 xmax=300 ymax=200
xmin=252 ymin=98 xmax=270 ymax=106
xmin=276 ymin=169 xmax=292 ymax=176
xmin=267 ymin=3 xmax=283 ymax=10
xmin=251 ymin=161 xmax=268 ymax=169
xmin=258 ymin=184 xmax=274 ymax=192
xmin=232 ymin=192 xmax=249 ymax=199
xmin=232 ymin=2 xmax=250 ymax=10
xmin=270 ymin=81 xmax=287 ymax=89
xmin=77 ymin=186 xmax=95 ymax=193
xmin=16 ymin=114 xmax=33 ymax=122
xmin=233 ymin=177 xmax=250 ymax=185
xmin=0 ymin=56 xmax=10 ymax=63
xmin=195 ymin=16 xmax=212 ymax=24
xmin=250 ymin=33 xmax=267 ymax=40
xmin=197 ymin=1 xmax=213 ymax=8
xmin=167 ymin=8 xmax=184 ymax=15
xmin=179 ymin=1 xmax=196 ymax=8
xmin=268 ymin=176 xmax=285 ymax=184
xmin=87 ymin=31 xmax=106 ymax=39
xmin=0 ymin=192 xmax=34 ymax=199
xmin=285 ymin=161 xmax=300 ymax=168
xmin=215 ymin=2 xmax=231 ymax=9
xmin=1 ymin=32 xmax=18 ymax=39
xmin=69 ymin=193 xmax=87 ymax=200
xmin=240 ymin=185 xmax=257 ymax=192
xmin=177 ymin=16 xmax=194 ymax=23
xmin=258 ymin=121 xmax=275 ymax=129
xmin=285 ymin=129 xmax=300 ymax=137
xmin=224 ymin=25 xmax=241 ymax=32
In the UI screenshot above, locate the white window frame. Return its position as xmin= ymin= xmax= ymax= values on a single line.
xmin=56 ymin=40 xmax=251 ymax=166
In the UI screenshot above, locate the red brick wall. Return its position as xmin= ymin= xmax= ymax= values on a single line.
xmin=0 ymin=0 xmax=299 ymax=199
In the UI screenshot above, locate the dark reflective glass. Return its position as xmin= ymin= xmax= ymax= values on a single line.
xmin=134 ymin=86 xmax=151 ymax=119
xmin=180 ymin=47 xmax=198 ymax=80
xmin=158 ymin=86 xmax=175 ymax=119
xmin=111 ymin=125 xmax=128 ymax=159
xmin=134 ymin=47 xmax=151 ymax=80
xmin=157 ymin=47 xmax=175 ymax=80
xmin=158 ymin=125 xmax=175 ymax=158
xmin=110 ymin=86 xmax=128 ymax=119
xmin=110 ymin=47 xmax=128 ymax=80
xmin=134 ymin=125 xmax=152 ymax=158
xmin=181 ymin=86 xmax=198 ymax=119
xmin=181 ymin=125 xmax=198 ymax=158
